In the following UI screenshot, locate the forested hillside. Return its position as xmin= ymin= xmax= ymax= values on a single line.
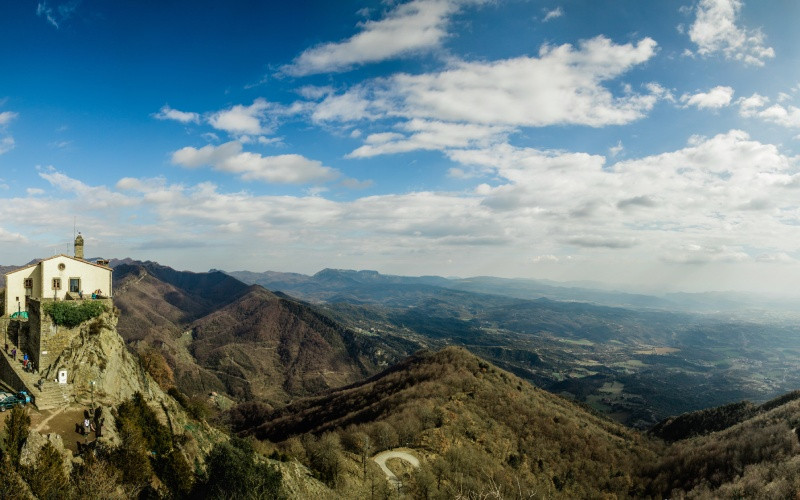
xmin=112 ymin=261 xmax=419 ymax=405
xmin=229 ymin=347 xmax=658 ymax=498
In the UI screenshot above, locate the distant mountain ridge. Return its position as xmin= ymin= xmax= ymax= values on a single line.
xmin=225 ymin=266 xmax=800 ymax=429
xmin=111 ymin=260 xmax=419 ymax=405
xmin=228 ymin=267 xmax=800 ymax=315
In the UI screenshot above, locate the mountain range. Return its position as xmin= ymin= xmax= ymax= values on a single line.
xmin=228 ymin=267 xmax=800 ymax=316
xmin=228 ymin=267 xmax=800 ymax=428
xmin=2 ymin=257 xmax=798 ymax=496
xmin=225 ymin=346 xmax=800 ymax=498
xmin=111 ymin=261 xmax=419 ymax=406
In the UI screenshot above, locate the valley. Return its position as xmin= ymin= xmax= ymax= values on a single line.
xmin=230 ymin=268 xmax=800 ymax=428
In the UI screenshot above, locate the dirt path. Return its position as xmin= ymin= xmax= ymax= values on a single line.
xmin=373 ymin=449 xmax=420 ymax=487
xmin=33 ymin=406 xmax=66 ymax=431
xmin=30 ymin=406 xmax=88 ymax=454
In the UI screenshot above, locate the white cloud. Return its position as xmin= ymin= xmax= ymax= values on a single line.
xmin=171 ymin=141 xmax=341 ymax=184
xmin=171 ymin=141 xmax=242 ymax=168
xmin=738 ymin=93 xmax=769 ymax=115
xmin=446 ymin=130 xmax=799 ymax=273
xmin=312 ymin=87 xmax=380 ymax=123
xmin=0 ymin=137 xmax=14 ymax=155
xmin=316 ymin=36 xmax=660 ymax=128
xmin=257 ymin=136 xmax=282 ymax=146
xmin=686 ymin=0 xmax=774 ymax=65
xmin=680 ymin=85 xmax=734 ymax=109
xmin=297 ymin=85 xmax=334 ymax=100
xmin=207 ymin=99 xmax=272 ymax=136
xmin=609 ymin=141 xmax=624 ymax=157
xmin=755 ymin=105 xmax=800 ymax=128
xmin=284 ymin=0 xmax=473 ymax=76
xmin=531 ymin=254 xmax=561 ymax=263
xmin=39 ymin=167 xmax=137 ymax=209
xmin=738 ymin=92 xmax=800 ymax=128
xmin=6 ymin=132 xmax=800 ymax=292
xmin=36 ymin=1 xmax=80 ymax=29
xmin=153 ymin=105 xmax=200 ymax=124
xmin=645 ymin=82 xmax=675 ymax=102
xmin=206 ymin=98 xmax=308 ymax=137
xmin=0 ymin=111 xmax=17 ymax=154
xmin=542 ymin=7 xmax=563 ymax=22
xmin=347 ymin=119 xmax=509 ymax=157
xmin=0 ymin=111 xmax=17 ymax=126
xmin=661 ymin=244 xmax=750 ymax=265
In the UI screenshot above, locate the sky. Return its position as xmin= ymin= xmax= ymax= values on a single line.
xmin=2 ymin=0 xmax=800 ymax=294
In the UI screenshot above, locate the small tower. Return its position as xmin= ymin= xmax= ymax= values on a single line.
xmin=74 ymin=232 xmax=84 ymax=259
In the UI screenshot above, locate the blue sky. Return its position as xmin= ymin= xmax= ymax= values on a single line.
xmin=2 ymin=0 xmax=800 ymax=293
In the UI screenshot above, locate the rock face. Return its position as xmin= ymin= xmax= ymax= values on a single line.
xmin=37 ymin=307 xmax=224 ymax=460
xmin=41 ymin=309 xmax=162 ymax=405
xmin=20 ymin=430 xmax=72 ymax=477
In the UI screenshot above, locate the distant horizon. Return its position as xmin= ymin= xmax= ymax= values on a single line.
xmin=8 ymin=249 xmax=800 ymax=298
xmin=114 ymin=256 xmax=800 ymax=299
xmin=2 ymin=1 xmax=800 ymax=295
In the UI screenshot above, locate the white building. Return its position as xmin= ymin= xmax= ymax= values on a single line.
xmin=3 ymin=234 xmax=112 ymax=316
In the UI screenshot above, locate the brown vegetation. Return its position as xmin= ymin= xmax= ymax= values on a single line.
xmin=113 ymin=261 xmax=413 ymax=406
xmin=231 ymin=346 xmax=657 ymax=498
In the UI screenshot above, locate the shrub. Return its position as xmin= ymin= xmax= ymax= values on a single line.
xmin=198 ymin=438 xmax=283 ymax=499
xmin=42 ymin=301 xmax=107 ymax=328
xmin=169 ymin=387 xmax=212 ymax=421
xmin=116 ymin=392 xmax=172 ymax=457
xmin=140 ymin=348 xmax=175 ymax=390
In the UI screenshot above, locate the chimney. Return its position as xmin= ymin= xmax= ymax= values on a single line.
xmin=74 ymin=233 xmax=84 ymax=259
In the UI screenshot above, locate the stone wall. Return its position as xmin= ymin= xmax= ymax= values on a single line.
xmin=27 ymin=299 xmax=45 ymax=368
xmin=28 ymin=298 xmax=113 ymax=373
xmin=0 ymin=317 xmax=29 ymax=352
xmin=11 ymin=319 xmax=28 ymax=353
xmin=0 ymin=350 xmax=28 ymax=394
xmin=0 ymin=318 xmax=9 ymax=347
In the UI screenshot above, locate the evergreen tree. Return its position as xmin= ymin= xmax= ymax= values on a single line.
xmin=159 ymin=448 xmax=195 ymax=498
xmin=0 ymin=454 xmax=31 ymax=500
xmin=3 ymin=405 xmax=30 ymax=467
xmin=26 ymin=442 xmax=70 ymax=500
xmin=199 ymin=438 xmax=283 ymax=499
xmin=112 ymin=417 xmax=154 ymax=497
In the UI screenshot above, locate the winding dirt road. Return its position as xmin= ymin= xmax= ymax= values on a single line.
xmin=373 ymin=449 xmax=420 ymax=487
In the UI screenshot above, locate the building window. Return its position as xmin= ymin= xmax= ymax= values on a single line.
xmin=23 ymin=278 xmax=33 ymax=289
xmin=52 ymin=278 xmax=61 ymax=290
xmin=58 ymin=263 xmax=66 ymax=271
xmin=69 ymin=278 xmax=81 ymax=293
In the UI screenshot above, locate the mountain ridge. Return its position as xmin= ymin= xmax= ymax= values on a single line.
xmin=112 ymin=260 xmax=419 ymax=405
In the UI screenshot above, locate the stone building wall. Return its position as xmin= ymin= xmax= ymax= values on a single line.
xmin=28 ymin=298 xmax=113 ymax=372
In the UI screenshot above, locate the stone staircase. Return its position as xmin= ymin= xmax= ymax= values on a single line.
xmin=34 ymin=380 xmax=72 ymax=410
xmin=0 ymin=345 xmax=72 ymax=410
